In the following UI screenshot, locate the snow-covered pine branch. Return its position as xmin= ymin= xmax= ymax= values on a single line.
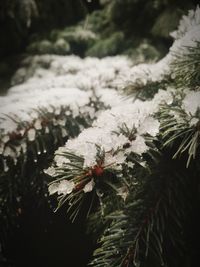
xmin=46 ymin=6 xmax=200 ymax=218
xmin=123 ymin=6 xmax=200 ymax=95
xmin=45 ymin=89 xmax=173 ymax=217
xmin=0 ymin=87 xmax=126 ymax=171
xmin=1 ymin=54 xmax=135 ymax=173
xmin=159 ymin=89 xmax=200 ymax=167
xmin=0 ymin=55 xmax=131 ymax=234
xmin=0 ymin=7 xmax=200 ymax=266
xmin=11 ymin=55 xmax=132 ymax=89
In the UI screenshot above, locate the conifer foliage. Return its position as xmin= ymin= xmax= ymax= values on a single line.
xmin=46 ymin=7 xmax=200 ymax=267
xmin=0 ymin=5 xmax=200 ymax=267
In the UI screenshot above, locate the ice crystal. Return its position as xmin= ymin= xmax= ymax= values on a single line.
xmin=34 ymin=119 xmax=42 ymax=130
xmin=83 ymin=179 xmax=95 ymax=193
xmin=127 ymin=135 xmax=148 ymax=155
xmin=48 ymin=183 xmax=59 ymax=195
xmin=44 ymin=166 xmax=56 ymax=176
xmin=182 ymin=91 xmax=200 ymax=116
xmin=27 ymin=128 xmax=36 ymax=141
xmin=48 ymin=180 xmax=75 ymax=196
xmin=117 ymin=186 xmax=129 ymax=201
xmin=189 ymin=118 xmax=199 ymax=127
xmin=138 ymin=117 xmax=160 ymax=137
xmin=57 ymin=180 xmax=75 ymax=195
xmin=54 ymin=155 xmax=71 ymax=167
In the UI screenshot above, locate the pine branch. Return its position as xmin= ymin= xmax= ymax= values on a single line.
xmin=0 ymin=96 xmax=105 ymax=244
xmin=47 ymin=146 xmax=121 ymax=221
xmin=171 ymin=41 xmax=200 ymax=87
xmin=158 ymin=98 xmax=200 ymax=167
xmin=89 ymin=158 xmax=193 ymax=267
xmin=47 ymin=113 xmax=160 ymax=221
xmin=122 ymin=79 xmax=171 ymax=101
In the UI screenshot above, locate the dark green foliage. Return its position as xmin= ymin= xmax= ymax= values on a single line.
xmin=0 ymin=96 xmax=106 ymax=250
xmin=136 ymin=80 xmax=170 ymax=101
xmin=122 ymin=78 xmax=172 ymax=101
xmin=86 ymin=32 xmax=124 ymax=58
xmin=3 ymin=0 xmax=195 ymax=60
xmin=51 ymin=25 xmax=96 ymax=56
xmin=1 ymin=2 xmax=200 ymax=267
xmin=89 ymin=155 xmax=196 ymax=267
xmin=158 ymin=102 xmax=200 ymax=168
xmin=86 ymin=10 xmax=110 ymax=34
xmin=26 ymin=25 xmax=97 ymax=56
xmin=108 ymin=0 xmax=158 ymax=36
xmin=0 ymin=0 xmax=87 ymax=58
xmin=123 ymin=40 xmax=161 ymax=64
xmin=47 ymin=147 xmax=122 ymax=222
xmin=171 ymin=42 xmax=200 ymax=87
xmin=27 ymin=39 xmax=71 ymax=55
xmin=0 ymin=0 xmax=38 ymax=26
xmin=0 ymin=0 xmax=197 ymax=60
xmin=106 ymin=0 xmax=194 ymax=38
xmin=85 ymin=0 xmax=197 ymax=59
xmin=151 ymin=8 xmax=182 ymax=39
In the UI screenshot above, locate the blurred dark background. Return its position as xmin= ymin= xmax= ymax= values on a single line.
xmin=3 ymin=205 xmax=94 ymax=267
xmin=0 ymin=0 xmax=199 ymax=93
xmin=0 ymin=0 xmax=199 ymax=60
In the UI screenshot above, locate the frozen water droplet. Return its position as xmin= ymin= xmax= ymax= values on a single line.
xmin=28 ymin=128 xmax=36 ymax=141
xmin=96 ymin=188 xmax=104 ymax=198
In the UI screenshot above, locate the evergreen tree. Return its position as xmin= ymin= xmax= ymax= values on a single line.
xmin=45 ymin=7 xmax=200 ymax=267
xmin=0 ymin=4 xmax=200 ymax=267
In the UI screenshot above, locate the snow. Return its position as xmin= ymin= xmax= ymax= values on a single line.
xmin=51 ymin=89 xmax=170 ymax=173
xmin=0 ymin=55 xmax=133 ymax=168
xmin=182 ymin=91 xmax=200 ymax=116
xmin=170 ymin=6 xmax=200 ymax=39
xmin=27 ymin=128 xmax=36 ymax=141
xmin=0 ymin=6 xmax=199 ymax=198
xmin=48 ymin=180 xmax=75 ymax=195
xmin=54 ymin=155 xmax=71 ymax=167
xmin=44 ymin=166 xmax=56 ymax=177
xmin=126 ymin=135 xmax=148 ymax=155
xmin=11 ymin=55 xmax=132 ymax=88
xmin=137 ymin=116 xmax=160 ymax=137
xmin=83 ymin=179 xmax=95 ymax=193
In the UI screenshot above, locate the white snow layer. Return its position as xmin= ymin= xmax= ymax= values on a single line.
xmin=1 ymin=6 xmax=200 ymax=186
xmin=44 ymin=6 xmax=200 ymax=197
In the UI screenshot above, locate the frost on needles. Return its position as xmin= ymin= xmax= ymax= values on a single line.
xmin=46 ymin=6 xmax=200 ymax=209
xmin=45 ymin=6 xmax=200 ymax=267
xmin=0 ymin=56 xmax=132 ymax=234
xmin=0 ymin=5 xmax=200 ymax=267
